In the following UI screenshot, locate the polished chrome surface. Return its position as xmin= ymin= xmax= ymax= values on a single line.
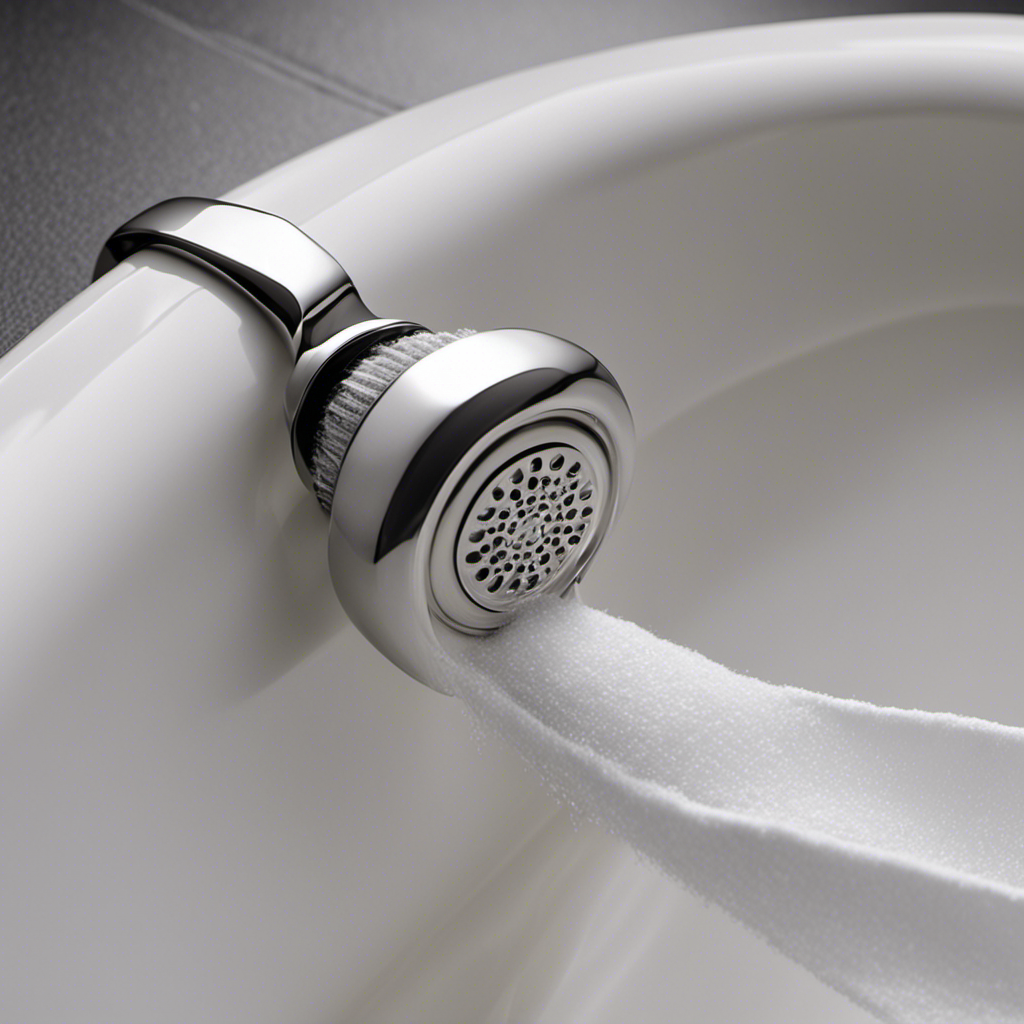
xmin=454 ymin=443 xmax=603 ymax=609
xmin=94 ymin=196 xmax=428 ymax=488
xmin=95 ymin=200 xmax=634 ymax=692
xmin=328 ymin=329 xmax=634 ymax=691
xmin=93 ymin=197 xmax=375 ymax=360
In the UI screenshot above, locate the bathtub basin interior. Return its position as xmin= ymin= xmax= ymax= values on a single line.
xmin=2 ymin=15 xmax=1023 ymax=1024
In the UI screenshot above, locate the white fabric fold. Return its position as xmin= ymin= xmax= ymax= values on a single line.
xmin=430 ymin=596 xmax=1024 ymax=1024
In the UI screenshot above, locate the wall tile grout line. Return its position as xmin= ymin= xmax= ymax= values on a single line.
xmin=117 ymin=0 xmax=406 ymax=117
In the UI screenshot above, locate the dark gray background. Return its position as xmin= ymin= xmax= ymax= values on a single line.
xmin=4 ymin=0 xmax=1023 ymax=356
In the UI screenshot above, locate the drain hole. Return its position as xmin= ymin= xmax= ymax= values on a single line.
xmin=457 ymin=445 xmax=598 ymax=605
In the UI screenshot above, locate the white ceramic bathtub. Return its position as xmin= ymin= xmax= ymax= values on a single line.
xmin=3 ymin=15 xmax=1024 ymax=1022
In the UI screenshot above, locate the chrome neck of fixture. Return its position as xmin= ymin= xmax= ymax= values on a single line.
xmin=94 ymin=197 xmax=426 ymax=488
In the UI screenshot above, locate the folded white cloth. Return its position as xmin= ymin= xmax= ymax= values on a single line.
xmin=431 ymin=595 xmax=1024 ymax=1024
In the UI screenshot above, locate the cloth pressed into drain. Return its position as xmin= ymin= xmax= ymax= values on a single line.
xmin=430 ymin=595 xmax=1024 ymax=1024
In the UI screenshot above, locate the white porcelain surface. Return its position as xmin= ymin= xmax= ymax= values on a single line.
xmin=3 ymin=15 xmax=1024 ymax=1022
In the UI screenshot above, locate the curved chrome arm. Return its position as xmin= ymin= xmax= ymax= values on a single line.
xmin=93 ymin=197 xmax=375 ymax=359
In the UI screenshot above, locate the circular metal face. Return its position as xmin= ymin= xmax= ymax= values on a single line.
xmin=429 ymin=420 xmax=615 ymax=634
xmin=330 ymin=328 xmax=634 ymax=686
xmin=455 ymin=444 xmax=602 ymax=610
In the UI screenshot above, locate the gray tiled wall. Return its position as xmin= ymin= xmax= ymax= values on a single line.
xmin=4 ymin=0 xmax=1023 ymax=355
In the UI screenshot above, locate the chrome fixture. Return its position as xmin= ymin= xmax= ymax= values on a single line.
xmin=96 ymin=198 xmax=634 ymax=690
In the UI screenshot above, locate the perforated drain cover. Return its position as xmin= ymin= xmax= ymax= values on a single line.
xmin=455 ymin=445 xmax=601 ymax=609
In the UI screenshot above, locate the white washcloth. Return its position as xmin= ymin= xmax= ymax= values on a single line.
xmin=429 ymin=595 xmax=1024 ymax=1024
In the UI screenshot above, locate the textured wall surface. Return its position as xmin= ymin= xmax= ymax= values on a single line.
xmin=4 ymin=0 xmax=1023 ymax=354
